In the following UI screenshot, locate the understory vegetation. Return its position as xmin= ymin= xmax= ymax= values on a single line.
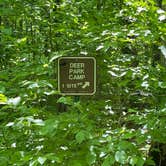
xmin=0 ymin=0 xmax=166 ymax=165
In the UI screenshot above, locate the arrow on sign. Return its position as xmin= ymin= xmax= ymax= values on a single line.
xmin=82 ymin=82 xmax=90 ymax=89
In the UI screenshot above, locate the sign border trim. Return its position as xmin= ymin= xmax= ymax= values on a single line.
xmin=58 ymin=56 xmax=96 ymax=95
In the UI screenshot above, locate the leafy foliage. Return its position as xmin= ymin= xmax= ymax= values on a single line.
xmin=0 ymin=0 xmax=166 ymax=165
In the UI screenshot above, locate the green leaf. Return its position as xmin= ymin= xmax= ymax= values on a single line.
xmin=17 ymin=37 xmax=27 ymax=44
xmin=1 ymin=28 xmax=12 ymax=35
xmin=0 ymin=156 xmax=8 ymax=166
xmin=0 ymin=94 xmax=7 ymax=104
xmin=102 ymin=157 xmax=110 ymax=166
xmin=86 ymin=152 xmax=96 ymax=165
xmin=128 ymin=109 xmax=138 ymax=113
xmin=57 ymin=96 xmax=73 ymax=105
xmin=69 ymin=160 xmax=82 ymax=166
xmin=136 ymin=157 xmax=145 ymax=166
xmin=45 ymin=153 xmax=61 ymax=163
xmin=0 ymin=85 xmax=5 ymax=93
xmin=29 ymin=160 xmax=38 ymax=166
xmin=145 ymin=158 xmax=155 ymax=166
xmin=75 ymin=131 xmax=86 ymax=144
xmin=115 ymin=151 xmax=127 ymax=164
xmin=7 ymin=96 xmax=21 ymax=106
xmin=102 ymin=155 xmax=115 ymax=166
xmin=130 ymin=156 xmax=138 ymax=166
xmin=159 ymin=45 xmax=166 ymax=59
xmin=40 ymin=119 xmax=58 ymax=136
xmin=158 ymin=82 xmax=166 ymax=88
xmin=96 ymin=44 xmax=104 ymax=51
xmin=32 ymin=119 xmax=44 ymax=126
xmin=0 ymin=71 xmax=8 ymax=80
xmin=38 ymin=157 xmax=46 ymax=165
xmin=49 ymin=53 xmax=62 ymax=63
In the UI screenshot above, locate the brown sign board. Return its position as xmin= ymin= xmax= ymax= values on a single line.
xmin=58 ymin=57 xmax=96 ymax=95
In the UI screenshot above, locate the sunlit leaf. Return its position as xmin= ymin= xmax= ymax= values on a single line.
xmin=0 ymin=94 xmax=7 ymax=104
xmin=7 ymin=96 xmax=21 ymax=106
xmin=115 ymin=151 xmax=127 ymax=164
xmin=159 ymin=46 xmax=166 ymax=59
xmin=96 ymin=45 xmax=104 ymax=51
xmin=6 ymin=122 xmax=14 ymax=127
xmin=57 ymin=96 xmax=73 ymax=105
xmin=17 ymin=37 xmax=27 ymax=44
xmin=38 ymin=157 xmax=46 ymax=165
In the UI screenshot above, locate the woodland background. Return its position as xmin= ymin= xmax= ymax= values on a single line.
xmin=0 ymin=0 xmax=166 ymax=165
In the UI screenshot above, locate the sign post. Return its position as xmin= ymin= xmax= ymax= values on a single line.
xmin=58 ymin=57 xmax=96 ymax=95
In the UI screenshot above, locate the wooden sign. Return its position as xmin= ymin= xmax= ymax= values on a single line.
xmin=58 ymin=57 xmax=96 ymax=95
